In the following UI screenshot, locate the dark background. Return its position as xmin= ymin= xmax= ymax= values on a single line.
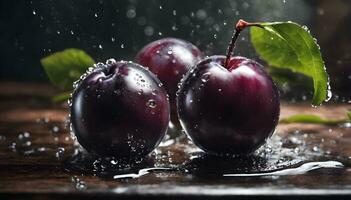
xmin=0 ymin=0 xmax=350 ymax=101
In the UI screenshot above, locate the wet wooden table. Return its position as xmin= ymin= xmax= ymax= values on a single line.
xmin=0 ymin=82 xmax=350 ymax=200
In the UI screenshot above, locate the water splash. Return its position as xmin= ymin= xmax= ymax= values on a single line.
xmin=71 ymin=176 xmax=87 ymax=190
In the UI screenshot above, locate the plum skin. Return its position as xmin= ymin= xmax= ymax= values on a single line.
xmin=135 ymin=38 xmax=202 ymax=115
xmin=177 ymin=55 xmax=280 ymax=156
xmin=70 ymin=60 xmax=170 ymax=159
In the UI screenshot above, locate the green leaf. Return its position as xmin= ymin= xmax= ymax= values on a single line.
xmin=347 ymin=110 xmax=351 ymax=121
xmin=52 ymin=91 xmax=72 ymax=103
xmin=268 ymin=67 xmax=312 ymax=89
xmin=41 ymin=48 xmax=95 ymax=90
xmin=280 ymin=114 xmax=348 ymax=125
xmin=250 ymin=22 xmax=329 ymax=106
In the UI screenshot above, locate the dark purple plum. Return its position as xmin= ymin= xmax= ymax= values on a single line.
xmin=135 ymin=38 xmax=202 ymax=125
xmin=70 ymin=59 xmax=170 ymax=160
xmin=177 ymin=55 xmax=280 ymax=155
xmin=177 ymin=20 xmax=280 ymax=156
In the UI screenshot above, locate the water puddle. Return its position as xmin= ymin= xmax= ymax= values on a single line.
xmin=61 ymin=129 xmax=348 ymax=180
xmin=223 ymin=161 xmax=344 ymax=177
xmin=1 ymin=116 xmax=350 ymax=185
xmin=113 ymin=167 xmax=172 ymax=179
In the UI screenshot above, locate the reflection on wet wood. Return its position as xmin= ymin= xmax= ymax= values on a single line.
xmin=0 ymin=82 xmax=350 ymax=199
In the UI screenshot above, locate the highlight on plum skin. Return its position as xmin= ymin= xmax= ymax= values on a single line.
xmin=177 ymin=55 xmax=280 ymax=156
xmin=70 ymin=59 xmax=170 ymax=160
xmin=135 ymin=38 xmax=202 ymax=117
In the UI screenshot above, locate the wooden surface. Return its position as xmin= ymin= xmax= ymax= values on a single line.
xmin=0 ymin=82 xmax=351 ymax=200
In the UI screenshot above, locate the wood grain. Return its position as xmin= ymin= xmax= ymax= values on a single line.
xmin=0 ymin=82 xmax=350 ymax=199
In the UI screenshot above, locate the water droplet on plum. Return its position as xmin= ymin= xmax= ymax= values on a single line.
xmin=147 ymin=99 xmax=157 ymax=108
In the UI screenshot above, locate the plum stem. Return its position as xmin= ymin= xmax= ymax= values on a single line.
xmin=224 ymin=19 xmax=263 ymax=68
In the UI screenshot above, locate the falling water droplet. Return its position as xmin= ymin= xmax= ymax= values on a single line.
xmin=144 ymin=26 xmax=154 ymax=36
xmin=126 ymin=9 xmax=136 ymax=19
xmin=172 ymin=25 xmax=178 ymax=31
